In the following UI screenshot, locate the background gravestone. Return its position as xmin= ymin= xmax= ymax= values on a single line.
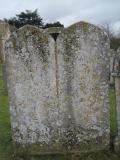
xmin=114 ymin=47 xmax=120 ymax=152
xmin=109 ymin=49 xmax=116 ymax=86
xmin=0 ymin=22 xmax=10 ymax=62
xmin=5 ymin=22 xmax=110 ymax=158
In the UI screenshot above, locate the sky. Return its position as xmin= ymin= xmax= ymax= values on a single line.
xmin=0 ymin=0 xmax=120 ymax=33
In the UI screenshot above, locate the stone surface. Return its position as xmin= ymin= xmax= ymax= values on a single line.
xmin=109 ymin=49 xmax=116 ymax=86
xmin=56 ymin=21 xmax=110 ymax=150
xmin=5 ymin=22 xmax=110 ymax=157
xmin=0 ymin=22 xmax=10 ymax=62
xmin=113 ymin=47 xmax=120 ymax=152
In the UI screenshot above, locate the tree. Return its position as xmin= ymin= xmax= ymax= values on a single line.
xmin=110 ymin=37 xmax=120 ymax=51
xmin=44 ymin=21 xmax=64 ymax=29
xmin=100 ymin=22 xmax=114 ymax=40
xmin=4 ymin=9 xmax=43 ymax=28
xmin=100 ymin=22 xmax=120 ymax=51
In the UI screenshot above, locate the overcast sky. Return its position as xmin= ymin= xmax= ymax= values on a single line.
xmin=0 ymin=0 xmax=120 ymax=32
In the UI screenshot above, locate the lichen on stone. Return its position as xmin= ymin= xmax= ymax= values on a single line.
xmin=5 ymin=21 xmax=110 ymax=157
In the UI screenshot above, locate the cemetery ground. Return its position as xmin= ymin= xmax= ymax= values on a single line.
xmin=0 ymin=63 xmax=13 ymax=160
xmin=0 ymin=62 xmax=120 ymax=160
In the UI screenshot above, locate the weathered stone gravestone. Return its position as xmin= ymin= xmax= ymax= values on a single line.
xmin=113 ymin=47 xmax=120 ymax=152
xmin=0 ymin=22 xmax=10 ymax=62
xmin=109 ymin=49 xmax=116 ymax=86
xmin=5 ymin=22 xmax=110 ymax=158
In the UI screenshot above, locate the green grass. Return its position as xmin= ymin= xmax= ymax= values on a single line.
xmin=109 ymin=87 xmax=117 ymax=136
xmin=0 ymin=63 xmax=13 ymax=160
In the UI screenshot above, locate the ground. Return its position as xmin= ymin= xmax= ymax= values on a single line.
xmin=109 ymin=87 xmax=117 ymax=137
xmin=0 ymin=63 xmax=13 ymax=160
xmin=0 ymin=62 xmax=120 ymax=160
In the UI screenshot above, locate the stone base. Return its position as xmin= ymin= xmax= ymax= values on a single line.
xmin=13 ymin=150 xmax=112 ymax=160
xmin=13 ymin=136 xmax=110 ymax=160
xmin=114 ymin=136 xmax=120 ymax=153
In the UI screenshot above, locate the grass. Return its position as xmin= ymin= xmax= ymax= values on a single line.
xmin=28 ymin=151 xmax=120 ymax=160
xmin=0 ymin=62 xmax=119 ymax=159
xmin=0 ymin=63 xmax=13 ymax=160
xmin=109 ymin=87 xmax=117 ymax=136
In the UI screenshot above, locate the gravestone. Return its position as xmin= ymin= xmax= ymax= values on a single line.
xmin=113 ymin=47 xmax=120 ymax=152
xmin=109 ymin=49 xmax=116 ymax=86
xmin=0 ymin=22 xmax=10 ymax=62
xmin=56 ymin=22 xmax=110 ymax=151
xmin=5 ymin=22 xmax=110 ymax=158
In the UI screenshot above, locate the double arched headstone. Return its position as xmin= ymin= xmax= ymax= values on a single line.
xmin=5 ymin=22 xmax=110 ymax=156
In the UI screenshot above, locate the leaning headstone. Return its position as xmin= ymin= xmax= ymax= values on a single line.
xmin=5 ymin=22 xmax=110 ymax=159
xmin=114 ymin=47 xmax=120 ymax=152
xmin=0 ymin=22 xmax=10 ymax=62
xmin=109 ymin=49 xmax=116 ymax=86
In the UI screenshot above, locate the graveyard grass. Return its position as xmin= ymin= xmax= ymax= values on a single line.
xmin=109 ymin=87 xmax=117 ymax=137
xmin=0 ymin=63 xmax=13 ymax=160
xmin=0 ymin=62 xmax=120 ymax=160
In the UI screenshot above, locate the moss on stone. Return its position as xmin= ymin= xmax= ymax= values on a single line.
xmin=9 ymin=25 xmax=49 ymax=63
xmin=45 ymin=27 xmax=64 ymax=35
xmin=66 ymin=21 xmax=90 ymax=33
xmin=12 ymin=133 xmax=110 ymax=159
xmin=80 ymin=21 xmax=89 ymax=32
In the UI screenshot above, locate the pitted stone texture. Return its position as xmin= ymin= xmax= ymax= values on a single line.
xmin=0 ymin=22 xmax=10 ymax=61
xmin=56 ymin=22 xmax=110 ymax=149
xmin=5 ymin=22 xmax=110 ymax=154
xmin=114 ymin=47 xmax=120 ymax=152
xmin=5 ymin=25 xmax=58 ymax=144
